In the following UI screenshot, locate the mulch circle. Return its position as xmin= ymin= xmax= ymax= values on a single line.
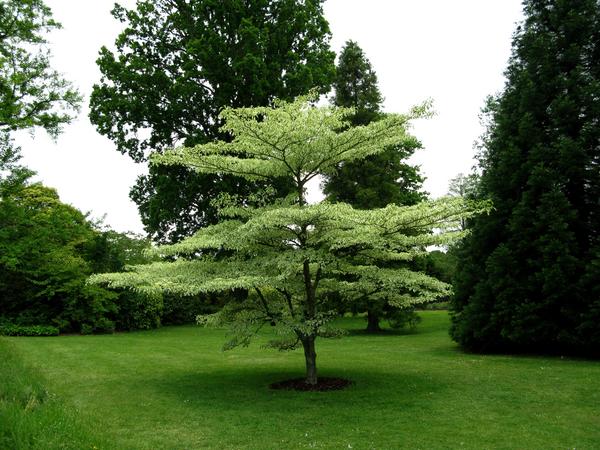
xmin=269 ymin=377 xmax=353 ymax=392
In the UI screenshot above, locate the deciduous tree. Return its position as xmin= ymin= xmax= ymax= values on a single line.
xmin=90 ymin=0 xmax=336 ymax=243
xmin=0 ymin=0 xmax=80 ymax=137
xmin=0 ymin=0 xmax=81 ymax=187
xmin=0 ymin=184 xmax=117 ymax=332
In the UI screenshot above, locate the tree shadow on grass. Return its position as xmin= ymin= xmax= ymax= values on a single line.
xmin=346 ymin=327 xmax=422 ymax=337
xmin=135 ymin=365 xmax=448 ymax=411
xmin=114 ymin=367 xmax=449 ymax=449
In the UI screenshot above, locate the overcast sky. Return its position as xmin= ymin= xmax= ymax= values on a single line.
xmin=15 ymin=0 xmax=524 ymax=234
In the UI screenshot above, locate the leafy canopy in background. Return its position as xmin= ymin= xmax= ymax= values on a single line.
xmin=0 ymin=0 xmax=81 ymax=190
xmin=0 ymin=0 xmax=81 ymax=137
xmin=90 ymin=0 xmax=336 ymax=243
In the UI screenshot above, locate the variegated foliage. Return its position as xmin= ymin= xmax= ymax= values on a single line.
xmin=91 ymin=95 xmax=489 ymax=364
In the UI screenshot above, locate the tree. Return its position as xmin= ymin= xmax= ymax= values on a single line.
xmin=331 ymin=40 xmax=383 ymax=126
xmin=447 ymin=172 xmax=480 ymax=230
xmin=0 ymin=184 xmax=117 ymax=332
xmin=92 ymin=96 xmax=489 ymax=385
xmin=322 ymin=40 xmax=427 ymax=331
xmin=0 ymin=183 xmax=166 ymax=333
xmin=90 ymin=0 xmax=336 ymax=243
xmin=0 ymin=0 xmax=81 ymax=140
xmin=84 ymin=228 xmax=165 ymax=331
xmin=0 ymin=0 xmax=80 ymax=200
xmin=451 ymin=0 xmax=600 ymax=355
xmin=323 ymin=41 xmax=426 ymax=209
xmin=448 ymin=172 xmax=480 ymax=199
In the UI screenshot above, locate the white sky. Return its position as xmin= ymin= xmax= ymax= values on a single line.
xmin=16 ymin=0 xmax=524 ymax=234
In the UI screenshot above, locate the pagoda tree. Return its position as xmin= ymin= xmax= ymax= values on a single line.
xmin=91 ymin=96 xmax=489 ymax=385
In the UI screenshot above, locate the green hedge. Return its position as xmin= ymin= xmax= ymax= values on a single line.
xmin=0 ymin=325 xmax=60 ymax=336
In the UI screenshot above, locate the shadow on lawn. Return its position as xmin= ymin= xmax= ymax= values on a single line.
xmin=346 ymin=328 xmax=422 ymax=337
xmin=136 ymin=365 xmax=447 ymax=410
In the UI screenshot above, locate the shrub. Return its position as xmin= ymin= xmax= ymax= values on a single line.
xmin=162 ymin=293 xmax=222 ymax=325
xmin=388 ymin=308 xmax=422 ymax=330
xmin=114 ymin=290 xmax=163 ymax=331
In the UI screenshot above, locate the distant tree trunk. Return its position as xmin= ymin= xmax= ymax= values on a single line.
xmin=301 ymin=336 xmax=317 ymax=385
xmin=366 ymin=309 xmax=382 ymax=332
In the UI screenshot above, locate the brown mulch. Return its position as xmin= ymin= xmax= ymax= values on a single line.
xmin=269 ymin=377 xmax=353 ymax=391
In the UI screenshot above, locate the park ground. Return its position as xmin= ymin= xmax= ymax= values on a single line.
xmin=1 ymin=311 xmax=599 ymax=449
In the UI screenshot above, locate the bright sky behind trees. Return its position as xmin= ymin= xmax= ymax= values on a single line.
xmin=15 ymin=0 xmax=523 ymax=234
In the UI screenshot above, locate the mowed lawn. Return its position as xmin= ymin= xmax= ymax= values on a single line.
xmin=4 ymin=311 xmax=600 ymax=449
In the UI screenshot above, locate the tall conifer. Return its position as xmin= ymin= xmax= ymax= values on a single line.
xmin=451 ymin=0 xmax=600 ymax=354
xmin=323 ymin=41 xmax=426 ymax=209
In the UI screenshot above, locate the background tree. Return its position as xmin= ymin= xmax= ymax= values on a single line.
xmin=0 ymin=0 xmax=81 ymax=208
xmin=92 ymin=96 xmax=488 ymax=386
xmin=448 ymin=172 xmax=480 ymax=199
xmin=323 ymin=40 xmax=426 ymax=208
xmin=451 ymin=0 xmax=600 ymax=355
xmin=423 ymin=250 xmax=457 ymax=287
xmin=447 ymin=172 xmax=480 ymax=230
xmin=322 ymin=40 xmax=427 ymax=331
xmin=83 ymin=228 xmax=165 ymax=331
xmin=0 ymin=0 xmax=81 ymax=149
xmin=90 ymin=0 xmax=336 ymax=243
xmin=0 ymin=182 xmax=166 ymax=334
xmin=0 ymin=184 xmax=118 ymax=333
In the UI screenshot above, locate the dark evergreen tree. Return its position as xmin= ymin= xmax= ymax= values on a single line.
xmin=451 ymin=0 xmax=600 ymax=355
xmin=90 ymin=0 xmax=336 ymax=243
xmin=322 ymin=40 xmax=427 ymax=331
xmin=323 ymin=41 xmax=426 ymax=210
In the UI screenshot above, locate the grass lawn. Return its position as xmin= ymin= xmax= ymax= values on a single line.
xmin=3 ymin=311 xmax=600 ymax=449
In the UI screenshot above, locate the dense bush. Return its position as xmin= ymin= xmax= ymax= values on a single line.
xmin=162 ymin=293 xmax=225 ymax=326
xmin=387 ymin=308 xmax=422 ymax=330
xmin=0 ymin=184 xmax=119 ymax=334
xmin=0 ymin=182 xmax=167 ymax=334
xmin=114 ymin=290 xmax=163 ymax=330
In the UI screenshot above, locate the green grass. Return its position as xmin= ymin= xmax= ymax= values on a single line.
xmin=2 ymin=311 xmax=600 ymax=449
xmin=0 ymin=339 xmax=106 ymax=449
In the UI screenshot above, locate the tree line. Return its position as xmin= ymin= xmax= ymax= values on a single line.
xmin=1 ymin=0 xmax=598 ymax=384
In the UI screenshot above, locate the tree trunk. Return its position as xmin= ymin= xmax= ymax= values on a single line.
xmin=301 ymin=336 xmax=317 ymax=385
xmin=366 ymin=309 xmax=382 ymax=332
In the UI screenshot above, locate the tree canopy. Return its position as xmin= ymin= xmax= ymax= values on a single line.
xmin=0 ymin=0 xmax=81 ymax=139
xmin=450 ymin=0 xmax=600 ymax=355
xmin=90 ymin=0 xmax=336 ymax=243
xmin=0 ymin=183 xmax=117 ymax=332
xmin=92 ymin=96 xmax=490 ymax=385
